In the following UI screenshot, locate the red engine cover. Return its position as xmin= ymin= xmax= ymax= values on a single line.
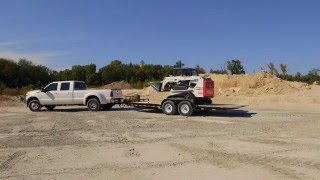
xmin=203 ymin=79 xmax=214 ymax=98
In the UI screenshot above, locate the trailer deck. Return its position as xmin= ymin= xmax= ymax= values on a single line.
xmin=129 ymin=101 xmax=246 ymax=111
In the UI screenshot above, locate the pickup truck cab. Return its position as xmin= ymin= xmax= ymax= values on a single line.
xmin=26 ymin=81 xmax=122 ymax=111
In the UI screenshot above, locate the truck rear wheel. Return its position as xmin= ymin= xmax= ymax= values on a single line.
xmin=28 ymin=100 xmax=41 ymax=112
xmin=162 ymin=100 xmax=177 ymax=115
xmin=178 ymin=101 xmax=193 ymax=116
xmin=87 ymin=98 xmax=101 ymax=111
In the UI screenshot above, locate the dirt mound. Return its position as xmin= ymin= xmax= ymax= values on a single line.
xmin=206 ymin=70 xmax=311 ymax=96
xmin=103 ymin=81 xmax=133 ymax=89
xmin=139 ymin=86 xmax=169 ymax=102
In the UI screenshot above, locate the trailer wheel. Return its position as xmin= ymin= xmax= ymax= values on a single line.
xmin=178 ymin=101 xmax=193 ymax=116
xmin=87 ymin=98 xmax=101 ymax=111
xmin=162 ymin=100 xmax=177 ymax=115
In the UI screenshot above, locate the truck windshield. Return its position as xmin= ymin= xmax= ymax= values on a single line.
xmin=74 ymin=82 xmax=87 ymax=90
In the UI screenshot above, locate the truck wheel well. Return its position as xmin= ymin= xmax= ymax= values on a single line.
xmin=27 ymin=97 xmax=39 ymax=105
xmin=86 ymin=96 xmax=100 ymax=104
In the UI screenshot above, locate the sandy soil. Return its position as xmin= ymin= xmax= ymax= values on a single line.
xmin=0 ymin=101 xmax=319 ymax=179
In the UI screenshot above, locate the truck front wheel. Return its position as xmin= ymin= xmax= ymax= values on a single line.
xmin=87 ymin=98 xmax=101 ymax=111
xmin=178 ymin=101 xmax=193 ymax=116
xmin=28 ymin=100 xmax=41 ymax=112
xmin=162 ymin=100 xmax=177 ymax=115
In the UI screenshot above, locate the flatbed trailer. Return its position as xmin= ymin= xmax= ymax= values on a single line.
xmin=124 ymin=94 xmax=246 ymax=116
xmin=130 ymin=101 xmax=245 ymax=111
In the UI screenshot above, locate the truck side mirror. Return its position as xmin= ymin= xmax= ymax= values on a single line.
xmin=41 ymin=88 xmax=47 ymax=92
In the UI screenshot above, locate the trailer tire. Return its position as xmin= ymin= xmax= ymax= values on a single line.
xmin=87 ymin=98 xmax=101 ymax=111
xmin=178 ymin=101 xmax=193 ymax=116
xmin=162 ymin=100 xmax=177 ymax=115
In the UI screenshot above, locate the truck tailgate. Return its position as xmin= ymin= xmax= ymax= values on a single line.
xmin=112 ymin=89 xmax=122 ymax=98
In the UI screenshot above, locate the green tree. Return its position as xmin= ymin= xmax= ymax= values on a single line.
xmin=280 ymin=63 xmax=287 ymax=80
xmin=267 ymin=62 xmax=279 ymax=75
xmin=195 ymin=65 xmax=206 ymax=74
xmin=99 ymin=60 xmax=124 ymax=84
xmin=71 ymin=65 xmax=86 ymax=81
xmin=226 ymin=59 xmax=245 ymax=74
xmin=173 ymin=60 xmax=185 ymax=68
xmin=0 ymin=58 xmax=19 ymax=87
xmin=209 ymin=65 xmax=228 ymax=74
xmin=58 ymin=69 xmax=72 ymax=81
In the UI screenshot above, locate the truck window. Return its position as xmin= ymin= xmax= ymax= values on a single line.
xmin=74 ymin=82 xmax=87 ymax=90
xmin=46 ymin=83 xmax=58 ymax=91
xmin=60 ymin=82 xmax=70 ymax=91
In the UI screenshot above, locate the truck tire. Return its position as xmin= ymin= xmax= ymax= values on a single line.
xmin=178 ymin=101 xmax=193 ymax=116
xmin=28 ymin=100 xmax=41 ymax=112
xmin=162 ymin=100 xmax=177 ymax=115
xmin=45 ymin=105 xmax=55 ymax=111
xmin=102 ymin=104 xmax=113 ymax=110
xmin=87 ymin=98 xmax=101 ymax=111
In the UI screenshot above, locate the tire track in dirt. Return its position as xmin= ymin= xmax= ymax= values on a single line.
xmin=0 ymin=150 xmax=26 ymax=171
xmin=0 ymin=159 xmax=195 ymax=179
xmin=171 ymin=143 xmax=320 ymax=179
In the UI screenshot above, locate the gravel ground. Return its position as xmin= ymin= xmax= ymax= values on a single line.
xmin=0 ymin=105 xmax=319 ymax=179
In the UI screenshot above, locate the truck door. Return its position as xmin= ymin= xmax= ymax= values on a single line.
xmin=40 ymin=82 xmax=58 ymax=105
xmin=55 ymin=82 xmax=73 ymax=104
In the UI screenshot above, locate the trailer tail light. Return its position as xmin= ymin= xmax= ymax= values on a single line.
xmin=203 ymin=79 xmax=214 ymax=98
xmin=110 ymin=91 xmax=114 ymax=97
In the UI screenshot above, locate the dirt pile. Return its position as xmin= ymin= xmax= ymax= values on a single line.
xmin=103 ymin=81 xmax=133 ymax=89
xmin=206 ymin=70 xmax=311 ymax=96
xmin=139 ymin=86 xmax=169 ymax=102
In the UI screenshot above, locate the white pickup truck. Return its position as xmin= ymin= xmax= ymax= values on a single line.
xmin=26 ymin=81 xmax=122 ymax=111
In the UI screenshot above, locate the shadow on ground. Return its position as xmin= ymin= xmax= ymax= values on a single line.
xmin=39 ymin=107 xmax=139 ymax=112
xmin=140 ymin=109 xmax=256 ymax=118
xmin=38 ymin=106 xmax=255 ymax=118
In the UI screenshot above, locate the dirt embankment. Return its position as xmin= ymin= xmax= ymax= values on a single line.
xmin=206 ymin=71 xmax=310 ymax=97
xmin=103 ymin=81 xmax=133 ymax=89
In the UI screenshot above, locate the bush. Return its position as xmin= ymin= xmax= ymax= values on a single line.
xmin=20 ymin=85 xmax=34 ymax=95
xmin=1 ymin=88 xmax=20 ymax=96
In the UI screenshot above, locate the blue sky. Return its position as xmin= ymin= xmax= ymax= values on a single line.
xmin=0 ymin=0 xmax=319 ymax=74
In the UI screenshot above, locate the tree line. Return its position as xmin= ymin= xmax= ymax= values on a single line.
xmin=0 ymin=58 xmax=319 ymax=92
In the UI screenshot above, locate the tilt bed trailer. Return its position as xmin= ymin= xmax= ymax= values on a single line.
xmin=124 ymin=68 xmax=247 ymax=116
